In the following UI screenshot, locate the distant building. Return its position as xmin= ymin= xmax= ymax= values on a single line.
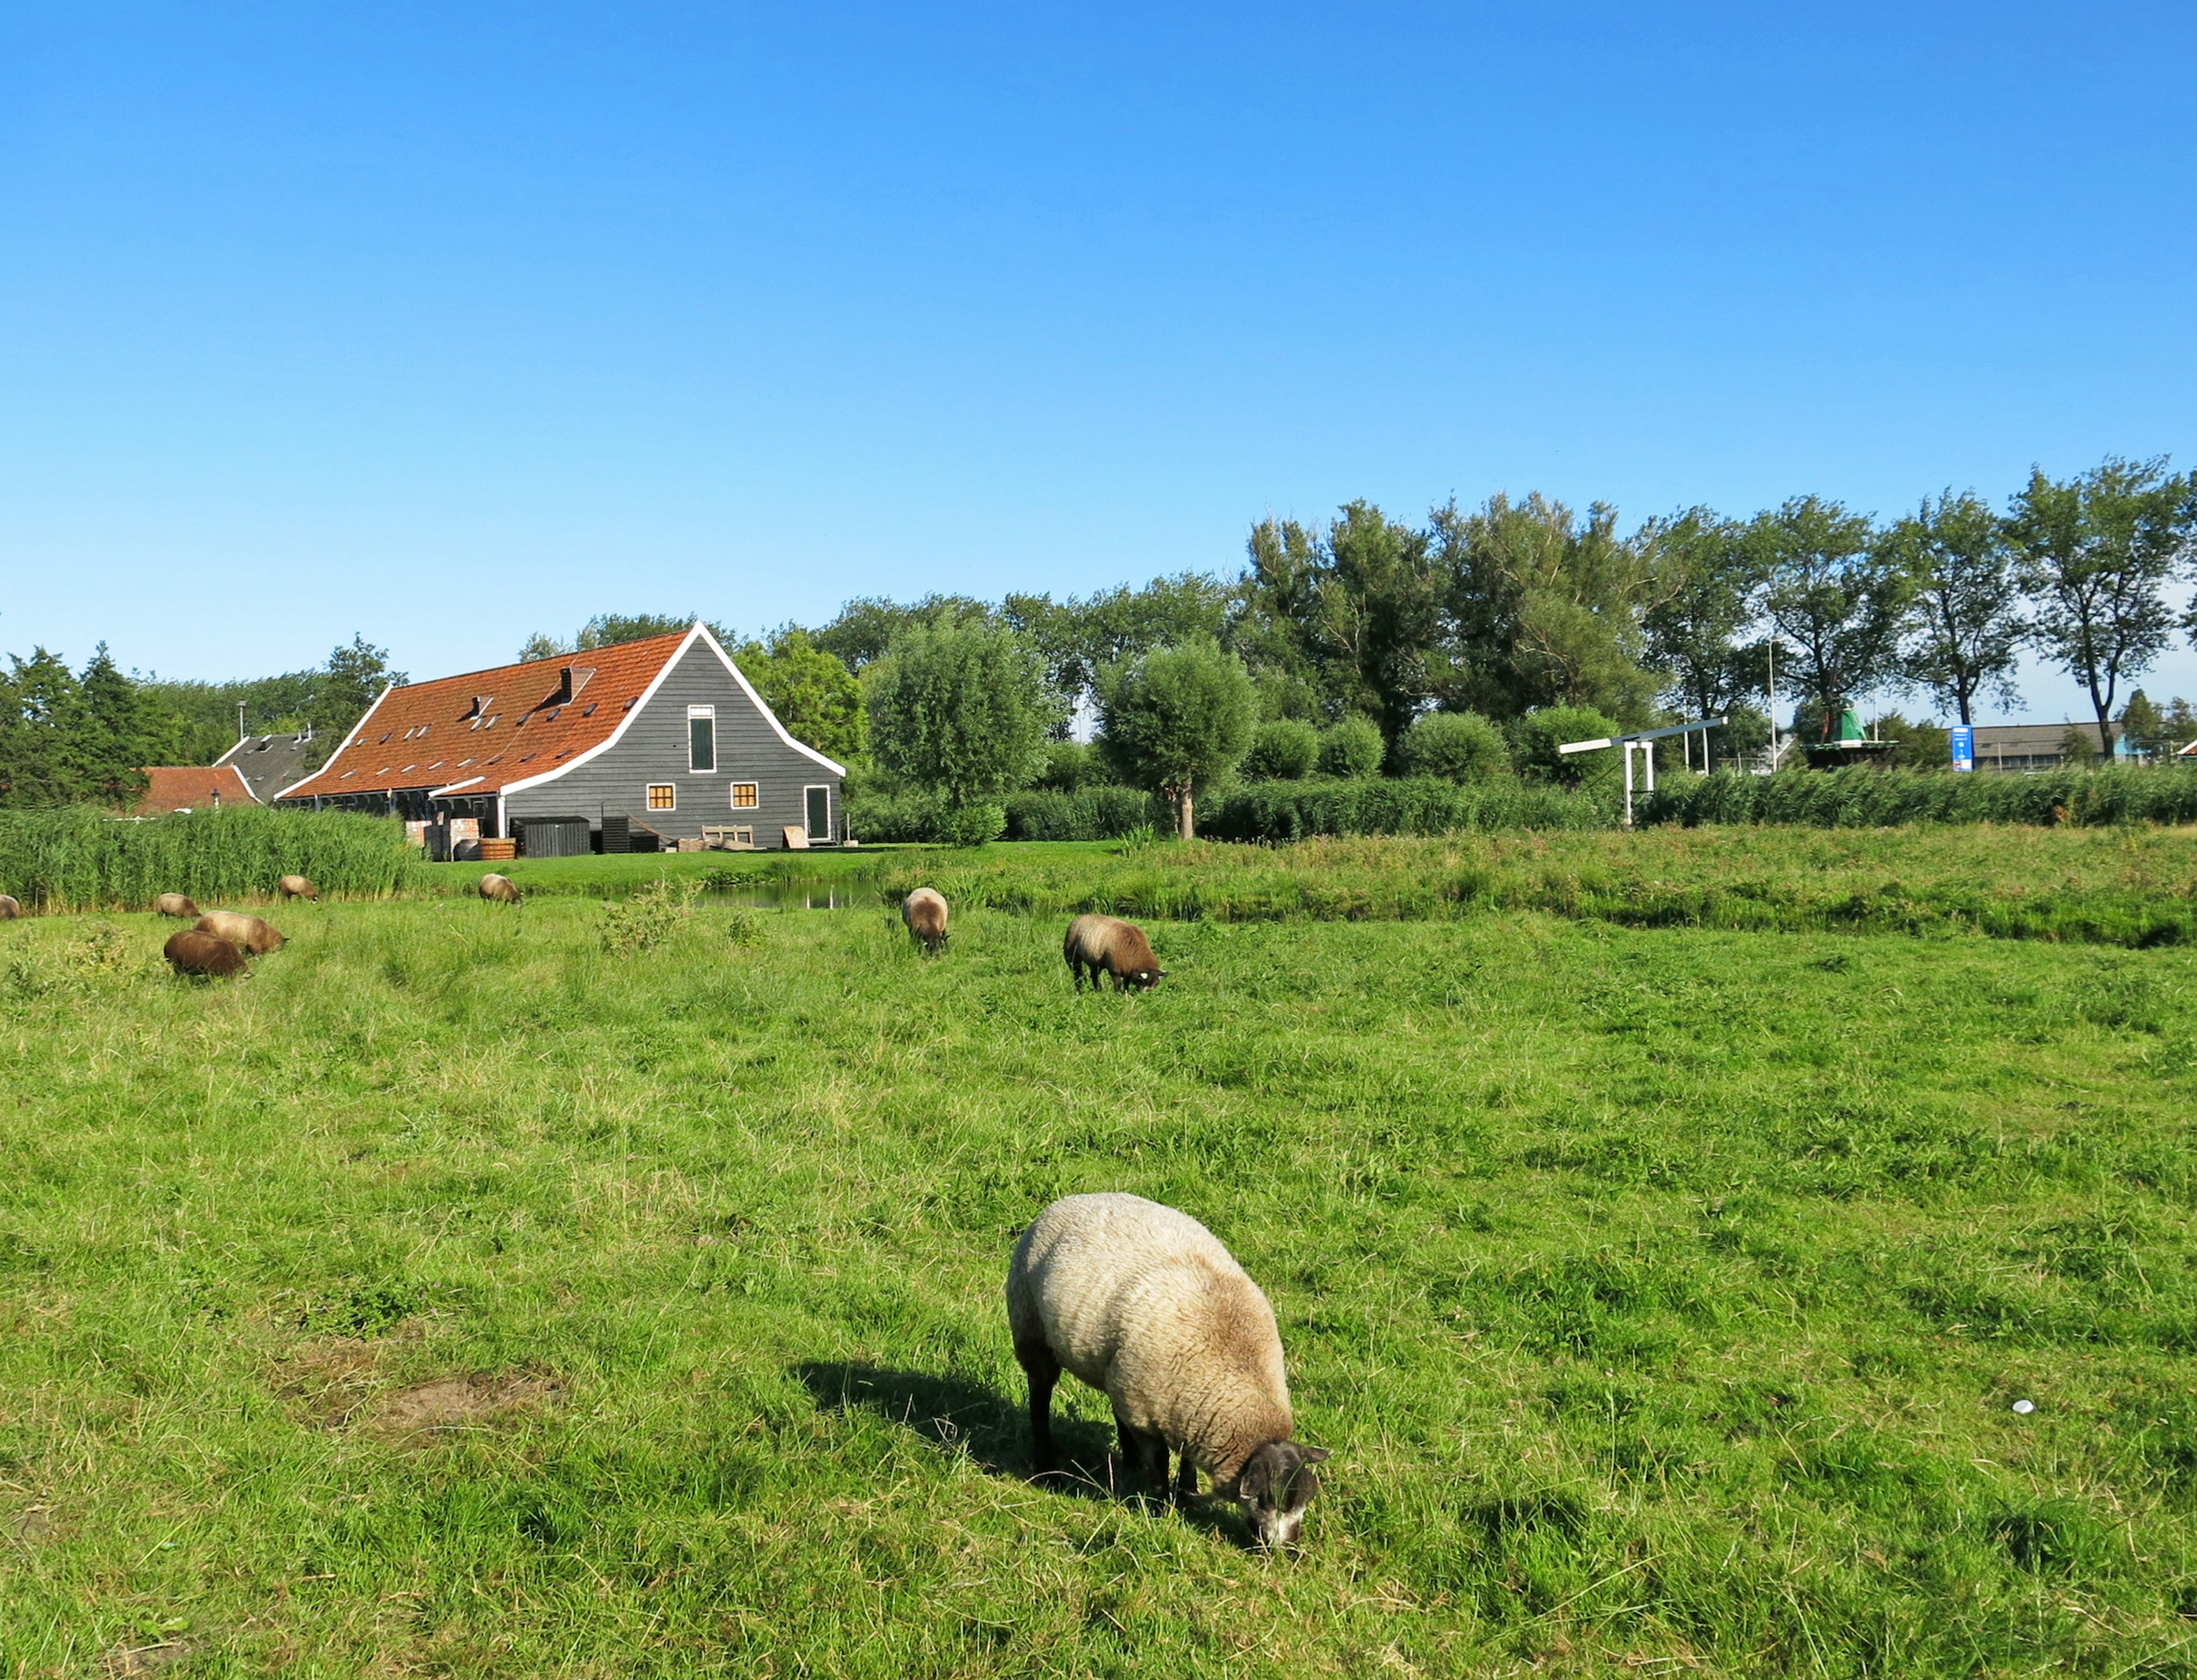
xmin=1969 ymin=721 xmax=2124 ymax=773
xmin=131 ymin=765 xmax=255 ymax=815
xmin=275 ymin=623 xmax=845 ymax=850
xmin=215 ymin=730 xmax=317 ymax=804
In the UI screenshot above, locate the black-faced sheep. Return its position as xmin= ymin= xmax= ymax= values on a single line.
xmin=1062 ymin=914 xmax=1164 ymax=992
xmin=478 ymin=873 xmax=521 ymax=904
xmin=165 ymin=928 xmax=247 ymax=978
xmin=194 ymin=911 xmax=285 ymax=955
xmin=153 ymin=892 xmax=200 ymax=919
xmin=277 ymin=875 xmax=318 ymax=901
xmin=902 ymin=887 xmax=949 ymax=954
xmin=1007 ymin=1192 xmax=1328 ymax=1550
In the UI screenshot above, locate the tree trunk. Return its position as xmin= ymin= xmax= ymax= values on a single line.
xmin=1177 ymin=784 xmax=1195 ymax=842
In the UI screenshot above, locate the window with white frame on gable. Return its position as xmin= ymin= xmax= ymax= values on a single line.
xmin=647 ymin=784 xmax=676 ymax=811
xmin=688 ymin=706 xmax=716 ymax=772
xmin=730 ymin=781 xmax=758 ymax=809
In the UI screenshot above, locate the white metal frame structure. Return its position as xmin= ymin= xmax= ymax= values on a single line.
xmin=1558 ymin=717 xmax=1728 ymax=827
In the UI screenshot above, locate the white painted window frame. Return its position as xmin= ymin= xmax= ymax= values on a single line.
xmin=687 ymin=705 xmax=717 ymax=773
xmin=802 ymin=783 xmax=832 ymax=843
xmin=646 ymin=783 xmax=677 ymax=812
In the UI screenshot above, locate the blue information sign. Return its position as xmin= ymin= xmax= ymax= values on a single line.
xmin=1950 ymin=725 xmax=1974 ymax=773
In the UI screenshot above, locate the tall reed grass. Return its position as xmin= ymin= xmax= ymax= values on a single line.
xmin=1203 ymin=775 xmax=1613 ymax=839
xmin=0 ymin=806 xmax=421 ymax=912
xmin=1643 ymin=765 xmax=2197 ymax=828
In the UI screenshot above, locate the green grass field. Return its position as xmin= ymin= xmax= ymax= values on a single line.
xmin=3 ymin=836 xmax=2195 ymax=1675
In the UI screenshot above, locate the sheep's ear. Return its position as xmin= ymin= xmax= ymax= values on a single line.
xmin=1238 ymin=1455 xmax=1272 ymax=1502
xmin=1297 ymin=1446 xmax=1331 ymax=1464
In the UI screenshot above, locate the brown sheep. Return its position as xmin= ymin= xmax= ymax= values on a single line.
xmin=165 ymin=929 xmax=248 ymax=978
xmin=1063 ymin=914 xmax=1165 ymax=992
xmin=1009 ymin=1193 xmax=1329 ymax=1548
xmin=154 ymin=892 xmax=200 ymax=919
xmin=0 ymin=894 xmax=19 ymax=920
xmin=277 ymin=875 xmax=318 ymax=901
xmin=901 ymin=887 xmax=950 ymax=954
xmin=478 ymin=872 xmax=521 ymax=904
xmin=194 ymin=911 xmax=286 ymax=955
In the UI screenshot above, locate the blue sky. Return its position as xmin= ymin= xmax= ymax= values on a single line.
xmin=3 ymin=2 xmax=2192 ymax=719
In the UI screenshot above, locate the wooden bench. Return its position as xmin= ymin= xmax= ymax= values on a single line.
xmin=701 ymin=825 xmax=756 ymax=851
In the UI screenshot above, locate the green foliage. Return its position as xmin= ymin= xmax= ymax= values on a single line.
xmin=1315 ymin=714 xmax=1385 ymax=779
xmin=1032 ymin=739 xmax=1104 ymax=793
xmin=133 ymin=634 xmax=406 ymax=769
xmin=519 ymin=614 xmax=729 ymax=661
xmin=2006 ymin=456 xmax=2196 ymax=735
xmin=939 ymin=800 xmax=1007 ymax=847
xmin=1003 ymin=574 xmax=1238 ymax=710
xmin=1242 ymin=718 xmax=1320 ymax=780
xmin=1097 ymin=640 xmax=1258 ymax=838
xmin=1511 ymin=705 xmax=1622 ymax=787
xmin=734 ymin=628 xmax=864 ymax=766
xmin=1745 ymin=496 xmax=1910 ymax=732
xmin=1869 ymin=713 xmax=1953 ymax=771
xmin=1401 ymin=710 xmax=1510 ymax=782
xmin=600 ymin=875 xmax=703 ymax=953
xmin=1207 ymin=776 xmax=1609 ymax=840
xmin=814 ymin=594 xmax=994 ymax=672
xmin=864 ymin=623 xmax=1057 ymax=831
xmin=1884 ymin=490 xmax=2027 ymax=726
xmin=0 ymin=805 xmax=420 ymax=911
xmin=1640 ymin=507 xmax=1758 ymax=721
xmin=1643 ymin=764 xmax=2197 ymax=830
xmin=1003 ymin=786 xmax=1163 ymax=841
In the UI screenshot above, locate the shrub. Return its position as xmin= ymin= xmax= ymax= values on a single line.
xmin=1004 ymin=786 xmax=1164 ymax=841
xmin=1243 ymin=719 xmax=1321 ymax=780
xmin=0 ymin=805 xmax=420 ymax=913
xmin=940 ymin=801 xmax=1007 ymax=847
xmin=1512 ymin=705 xmax=1624 ymax=787
xmin=1204 ymin=776 xmax=1613 ymax=840
xmin=844 ymin=785 xmax=949 ymax=844
xmin=1640 ymin=765 xmax=2197 ymax=828
xmin=601 ymin=876 xmax=701 ymax=953
xmin=1033 ymin=739 xmax=1103 ymax=792
xmin=1402 ymin=712 xmax=1510 ymax=783
xmin=1318 ymin=716 xmax=1385 ymax=779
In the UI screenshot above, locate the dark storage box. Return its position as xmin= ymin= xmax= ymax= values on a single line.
xmin=514 ymin=816 xmax=592 ymax=859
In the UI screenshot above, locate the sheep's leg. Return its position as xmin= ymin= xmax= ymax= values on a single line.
xmin=1114 ymin=1414 xmax=1166 ymax=1504
xmin=1024 ymin=1359 xmax=1059 ymax=1476
xmin=1173 ymin=1453 xmax=1196 ymax=1504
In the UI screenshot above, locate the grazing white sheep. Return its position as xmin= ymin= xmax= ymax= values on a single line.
xmin=478 ymin=873 xmax=521 ymax=904
xmin=0 ymin=895 xmax=19 ymax=920
xmin=153 ymin=892 xmax=200 ymax=919
xmin=1006 ymin=1192 xmax=1328 ymax=1549
xmin=277 ymin=875 xmax=318 ymax=901
xmin=193 ymin=911 xmax=285 ymax=954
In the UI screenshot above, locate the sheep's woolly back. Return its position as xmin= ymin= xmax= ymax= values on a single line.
xmin=1009 ymin=1193 xmax=1291 ymax=1483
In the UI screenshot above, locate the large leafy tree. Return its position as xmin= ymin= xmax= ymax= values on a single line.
xmin=76 ymin=644 xmax=175 ymax=803
xmin=2006 ymin=458 xmax=2196 ymax=738
xmin=1240 ymin=502 xmax=1448 ymax=746
xmin=1638 ymin=507 xmax=1757 ymax=722
xmin=1744 ymin=497 xmax=1910 ymax=738
xmin=865 ymin=623 xmax=1056 ymax=840
xmin=1432 ymin=493 xmax=1663 ymax=726
xmin=1097 ymin=641 xmax=1258 ymax=840
xmin=1883 ymin=490 xmax=2026 ymax=726
xmin=815 ymin=594 xmax=993 ymax=672
xmin=1003 ymin=573 xmax=1238 ymax=714
xmin=735 ymin=628 xmax=864 ymax=765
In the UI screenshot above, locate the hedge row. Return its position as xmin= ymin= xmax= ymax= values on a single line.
xmin=1640 ymin=766 xmax=2197 ymax=828
xmin=1201 ymin=776 xmax=1615 ymax=840
xmin=0 ymin=806 xmax=422 ymax=912
xmin=847 ymin=784 xmax=1167 ymax=843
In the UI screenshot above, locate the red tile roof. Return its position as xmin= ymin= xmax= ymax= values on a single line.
xmin=134 ymin=765 xmax=256 ymax=813
xmin=278 ymin=631 xmax=692 ymax=801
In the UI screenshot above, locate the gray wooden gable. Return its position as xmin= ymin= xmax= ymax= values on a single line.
xmin=502 ymin=632 xmax=843 ymax=848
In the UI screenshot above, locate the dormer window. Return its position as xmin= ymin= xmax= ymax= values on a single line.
xmin=463 ymin=694 xmax=493 ymax=720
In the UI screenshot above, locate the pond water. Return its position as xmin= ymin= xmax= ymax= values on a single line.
xmin=717 ymin=883 xmax=866 ymax=911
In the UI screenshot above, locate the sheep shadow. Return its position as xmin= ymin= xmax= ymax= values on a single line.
xmin=792 ymin=1361 xmax=1251 ymax=1543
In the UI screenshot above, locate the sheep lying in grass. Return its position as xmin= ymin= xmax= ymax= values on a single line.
xmin=901 ymin=887 xmax=949 ymax=954
xmin=195 ymin=911 xmax=285 ymax=955
xmin=277 ymin=875 xmax=318 ymax=901
xmin=1062 ymin=914 xmax=1165 ymax=992
xmin=1007 ymin=1192 xmax=1329 ymax=1550
xmin=165 ymin=929 xmax=247 ymax=978
xmin=154 ymin=893 xmax=200 ymax=919
xmin=0 ymin=895 xmax=19 ymax=920
xmin=478 ymin=873 xmax=521 ymax=904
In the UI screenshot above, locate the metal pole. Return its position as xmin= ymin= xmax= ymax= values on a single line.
xmin=1623 ymin=740 xmax=1635 ymax=827
xmin=1768 ymin=640 xmax=1778 ymax=772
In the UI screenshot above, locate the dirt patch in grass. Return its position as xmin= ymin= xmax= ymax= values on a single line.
xmin=272 ymin=1335 xmax=395 ymax=1428
xmin=6 ymin=1506 xmax=57 ymax=1543
xmin=98 ymin=1639 xmax=198 ymax=1676
xmin=364 ymin=1372 xmax=562 ymax=1442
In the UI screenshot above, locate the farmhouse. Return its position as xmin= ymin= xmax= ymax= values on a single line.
xmin=130 ymin=764 xmax=256 ymax=815
xmin=275 ymin=625 xmax=845 ymax=851
xmin=215 ymin=730 xmax=318 ymax=804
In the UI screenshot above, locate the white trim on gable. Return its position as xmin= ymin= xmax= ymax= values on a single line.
xmin=271 ymin=684 xmax=398 ymax=801
xmin=498 ymin=622 xmax=847 ymax=796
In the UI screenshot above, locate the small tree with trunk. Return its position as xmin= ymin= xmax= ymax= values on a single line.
xmin=866 ymin=623 xmax=1056 ymax=843
xmin=1097 ymin=641 xmax=1257 ymax=841
xmin=1884 ymin=490 xmax=2027 ymax=726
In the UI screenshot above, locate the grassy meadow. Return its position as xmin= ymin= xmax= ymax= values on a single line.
xmin=2 ymin=835 xmax=2195 ymax=1675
